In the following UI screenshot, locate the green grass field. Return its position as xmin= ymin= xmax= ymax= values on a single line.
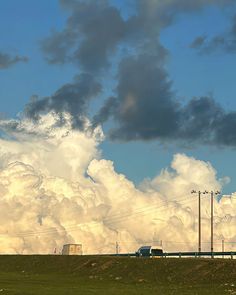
xmin=0 ymin=255 xmax=235 ymax=294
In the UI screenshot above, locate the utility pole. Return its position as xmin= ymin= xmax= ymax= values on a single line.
xmin=222 ymin=239 xmax=224 ymax=258
xmin=198 ymin=191 xmax=201 ymax=254
xmin=191 ymin=190 xmax=220 ymax=255
xmin=211 ymin=191 xmax=214 ymax=256
xmin=116 ymin=241 xmax=119 ymax=255
xmin=191 ymin=190 xmax=208 ymax=254
xmin=209 ymin=190 xmax=220 ymax=258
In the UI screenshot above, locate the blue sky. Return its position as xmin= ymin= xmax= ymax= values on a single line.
xmin=1 ymin=0 xmax=236 ymax=194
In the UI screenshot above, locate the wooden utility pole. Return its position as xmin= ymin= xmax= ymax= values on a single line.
xmin=191 ymin=190 xmax=207 ymax=254
xmin=222 ymin=239 xmax=224 ymax=258
xmin=116 ymin=241 xmax=119 ymax=255
xmin=211 ymin=191 xmax=214 ymax=256
xmin=209 ymin=191 xmax=221 ymax=258
xmin=198 ymin=191 xmax=201 ymax=253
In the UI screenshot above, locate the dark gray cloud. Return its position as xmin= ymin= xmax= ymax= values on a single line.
xmin=180 ymin=98 xmax=236 ymax=146
xmin=0 ymin=52 xmax=28 ymax=69
xmin=40 ymin=0 xmax=236 ymax=146
xmin=215 ymin=112 xmax=236 ymax=146
xmin=96 ymin=54 xmax=179 ymax=141
xmin=41 ymin=30 xmax=77 ymax=64
xmin=94 ymin=53 xmax=236 ymax=147
xmin=92 ymin=96 xmax=118 ymax=128
xmin=24 ymin=73 xmax=101 ymax=129
xmin=190 ymin=14 xmax=236 ymax=54
xmin=42 ymin=0 xmax=232 ymax=72
xmin=93 ymin=53 xmax=178 ymax=140
xmin=135 ymin=0 xmax=231 ymax=31
xmin=178 ymin=97 xmax=224 ymax=142
xmin=190 ymin=36 xmax=207 ymax=49
xmin=42 ymin=0 xmax=126 ymax=72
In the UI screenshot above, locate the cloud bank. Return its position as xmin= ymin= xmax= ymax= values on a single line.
xmin=0 ymin=113 xmax=235 ymax=254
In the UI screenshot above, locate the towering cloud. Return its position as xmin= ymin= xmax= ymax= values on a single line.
xmin=0 ymin=113 xmax=235 ymax=254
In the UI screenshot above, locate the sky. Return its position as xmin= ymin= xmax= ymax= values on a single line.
xmin=1 ymin=0 xmax=236 ymax=194
xmin=1 ymin=0 xmax=236 ymax=254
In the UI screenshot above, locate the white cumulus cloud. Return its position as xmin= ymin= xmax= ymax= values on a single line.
xmin=0 ymin=112 xmax=235 ymax=254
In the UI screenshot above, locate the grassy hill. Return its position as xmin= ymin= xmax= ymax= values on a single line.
xmin=0 ymin=255 xmax=236 ymax=294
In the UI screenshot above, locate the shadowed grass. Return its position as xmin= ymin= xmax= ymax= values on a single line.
xmin=0 ymin=255 xmax=235 ymax=294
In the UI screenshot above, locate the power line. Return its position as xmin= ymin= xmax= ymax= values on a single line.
xmin=7 ymin=192 xmax=235 ymax=239
xmin=1 ymin=193 xmax=236 ymax=240
xmin=0 ymin=196 xmax=194 ymax=238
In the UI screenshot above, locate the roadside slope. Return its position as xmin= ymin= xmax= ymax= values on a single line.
xmin=0 ymin=255 xmax=235 ymax=283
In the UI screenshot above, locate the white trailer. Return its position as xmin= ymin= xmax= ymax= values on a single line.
xmin=62 ymin=244 xmax=83 ymax=255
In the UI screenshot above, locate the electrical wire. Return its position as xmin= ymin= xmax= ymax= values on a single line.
xmin=0 ymin=196 xmax=194 ymax=238
xmin=1 ymin=193 xmax=236 ymax=241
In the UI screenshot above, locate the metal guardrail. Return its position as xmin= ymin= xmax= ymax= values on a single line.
xmin=94 ymin=251 xmax=236 ymax=258
xmin=160 ymin=251 xmax=236 ymax=258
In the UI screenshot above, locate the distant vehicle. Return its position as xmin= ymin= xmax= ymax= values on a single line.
xmin=136 ymin=246 xmax=163 ymax=257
